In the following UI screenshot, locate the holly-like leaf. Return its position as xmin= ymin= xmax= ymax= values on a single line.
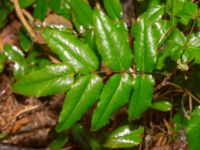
xmin=92 ymin=74 xmax=132 ymax=131
xmin=94 ymin=9 xmax=132 ymax=71
xmin=128 ymin=74 xmax=154 ymax=120
xmin=69 ymin=0 xmax=93 ymax=29
xmin=13 ymin=64 xmax=74 ymax=97
xmin=56 ymin=74 xmax=103 ymax=132
xmin=132 ymin=16 xmax=157 ymax=73
xmin=187 ymin=106 xmax=200 ymax=150
xmin=103 ymin=0 xmax=122 ymax=21
xmin=43 ymin=28 xmax=99 ymax=73
xmin=4 ymin=44 xmax=26 ymax=79
xmin=102 ymin=126 xmax=144 ymax=148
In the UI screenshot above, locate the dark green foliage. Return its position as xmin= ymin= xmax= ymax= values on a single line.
xmin=2 ymin=0 xmax=200 ymax=149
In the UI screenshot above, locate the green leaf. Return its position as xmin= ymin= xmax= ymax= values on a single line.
xmin=43 ymin=28 xmax=99 ymax=73
xmin=56 ymin=74 xmax=103 ymax=132
xmin=156 ymin=29 xmax=186 ymax=69
xmin=128 ymin=74 xmax=154 ymax=120
xmin=72 ymin=124 xmax=101 ymax=150
xmin=13 ymin=64 xmax=74 ymax=97
xmin=154 ymin=20 xmax=171 ymax=44
xmin=49 ymin=0 xmax=71 ymax=19
xmin=144 ymin=5 xmax=164 ymax=23
xmin=19 ymin=0 xmax=35 ymax=8
xmin=177 ymin=1 xmax=198 ymax=25
xmin=33 ymin=0 xmax=48 ymax=20
xmin=92 ymin=74 xmax=132 ymax=131
xmin=151 ymin=100 xmax=172 ymax=112
xmin=102 ymin=126 xmax=144 ymax=148
xmin=94 ymin=9 xmax=132 ymax=71
xmin=172 ymin=111 xmax=188 ymax=131
xmin=69 ymin=0 xmax=93 ymax=29
xmin=19 ymin=30 xmax=32 ymax=52
xmin=132 ymin=16 xmax=157 ymax=73
xmin=187 ymin=106 xmax=200 ymax=150
xmin=0 ymin=53 xmax=7 ymax=73
xmin=49 ymin=134 xmax=68 ymax=150
xmin=103 ymin=0 xmax=122 ymax=21
xmin=4 ymin=44 xmax=26 ymax=79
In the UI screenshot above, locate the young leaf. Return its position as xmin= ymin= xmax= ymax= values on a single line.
xmin=43 ymin=28 xmax=99 ymax=73
xmin=92 ymin=74 xmax=132 ymax=131
xmin=69 ymin=0 xmax=93 ymax=29
xmin=94 ymin=9 xmax=132 ymax=71
xmin=56 ymin=74 xmax=103 ymax=132
xmin=102 ymin=126 xmax=144 ymax=148
xmin=103 ymin=0 xmax=122 ymax=21
xmin=4 ymin=44 xmax=26 ymax=79
xmin=72 ymin=124 xmax=101 ymax=150
xmin=187 ymin=106 xmax=200 ymax=150
xmin=13 ymin=64 xmax=74 ymax=97
xmin=151 ymin=100 xmax=172 ymax=112
xmin=128 ymin=74 xmax=154 ymax=120
xmin=132 ymin=16 xmax=157 ymax=73
xmin=33 ymin=0 xmax=48 ymax=20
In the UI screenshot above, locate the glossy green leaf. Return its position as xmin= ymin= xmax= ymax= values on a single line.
xmin=92 ymin=74 xmax=132 ymax=131
xmin=103 ymin=0 xmax=122 ymax=21
xmin=187 ymin=106 xmax=200 ymax=150
xmin=154 ymin=20 xmax=171 ymax=44
xmin=144 ymin=5 xmax=164 ymax=23
xmin=94 ymin=9 xmax=132 ymax=71
xmin=83 ymin=30 xmax=98 ymax=55
xmin=13 ymin=64 xmax=74 ymax=97
xmin=56 ymin=74 xmax=103 ymax=132
xmin=4 ymin=44 xmax=26 ymax=79
xmin=128 ymin=74 xmax=154 ymax=120
xmin=19 ymin=0 xmax=35 ymax=8
xmin=102 ymin=126 xmax=144 ymax=148
xmin=49 ymin=134 xmax=68 ymax=150
xmin=43 ymin=28 xmax=99 ymax=73
xmin=49 ymin=0 xmax=71 ymax=19
xmin=151 ymin=100 xmax=172 ymax=112
xmin=72 ymin=124 xmax=101 ymax=150
xmin=69 ymin=0 xmax=93 ymax=29
xmin=33 ymin=0 xmax=48 ymax=20
xmin=132 ymin=16 xmax=157 ymax=73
